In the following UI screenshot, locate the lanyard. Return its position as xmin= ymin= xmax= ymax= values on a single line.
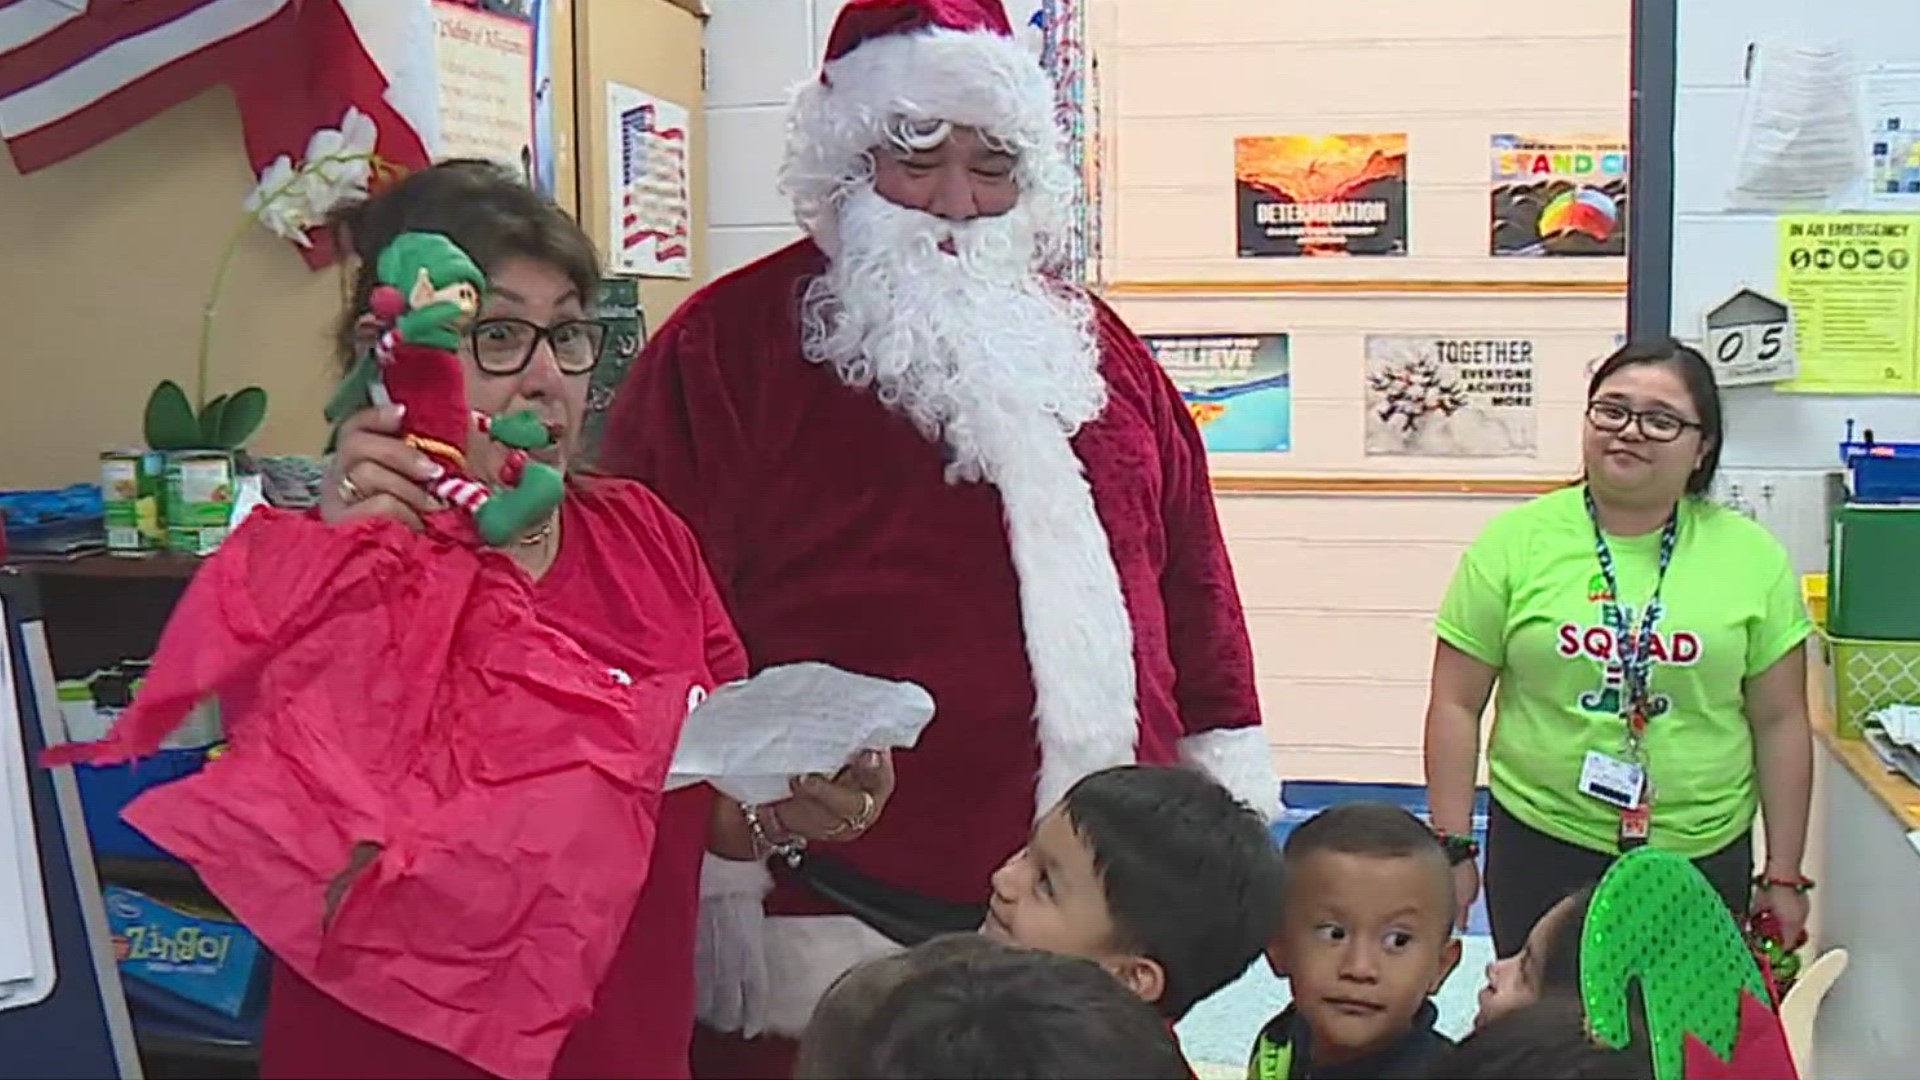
xmin=1585 ymin=489 xmax=1679 ymax=750
xmin=1585 ymin=489 xmax=1678 ymax=846
xmin=1252 ymin=1033 xmax=1293 ymax=1080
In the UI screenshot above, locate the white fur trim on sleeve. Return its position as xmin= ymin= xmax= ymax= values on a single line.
xmin=1179 ymin=727 xmax=1283 ymax=824
xmin=761 ymin=914 xmax=901 ymax=1037
xmin=699 ymin=852 xmax=774 ymax=901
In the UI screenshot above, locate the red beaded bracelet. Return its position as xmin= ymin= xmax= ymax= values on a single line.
xmin=1753 ymin=872 xmax=1815 ymax=894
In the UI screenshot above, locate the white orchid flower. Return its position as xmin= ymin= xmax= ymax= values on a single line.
xmin=242 ymin=107 xmax=384 ymax=247
xmin=245 ymin=155 xmax=318 ymax=247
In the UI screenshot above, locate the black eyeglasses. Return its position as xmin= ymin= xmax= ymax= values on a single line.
xmin=468 ymin=317 xmax=608 ymax=376
xmin=1586 ymin=399 xmax=1702 ymax=443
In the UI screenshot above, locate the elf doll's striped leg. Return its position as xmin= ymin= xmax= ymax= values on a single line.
xmin=428 ymin=474 xmax=492 ymax=515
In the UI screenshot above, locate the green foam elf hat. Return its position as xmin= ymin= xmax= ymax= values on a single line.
xmin=1578 ymin=848 xmax=1798 ymax=1080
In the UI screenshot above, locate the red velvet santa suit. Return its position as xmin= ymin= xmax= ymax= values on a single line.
xmin=599 ymin=0 xmax=1279 ymax=1070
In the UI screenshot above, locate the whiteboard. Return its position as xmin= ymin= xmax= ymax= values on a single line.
xmin=1669 ymin=0 xmax=1920 ymax=468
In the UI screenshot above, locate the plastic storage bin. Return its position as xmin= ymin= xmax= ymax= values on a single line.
xmin=1839 ymin=438 xmax=1920 ymax=504
xmin=1823 ymin=631 xmax=1920 ymax=739
xmin=72 ymin=748 xmax=210 ymax=860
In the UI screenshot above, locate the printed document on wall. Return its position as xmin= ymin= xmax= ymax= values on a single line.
xmin=1777 ymin=214 xmax=1920 ymax=393
xmin=1728 ymin=43 xmax=1866 ymax=210
xmin=606 ymin=82 xmax=692 ymax=279
xmin=1865 ymin=67 xmax=1920 ymax=208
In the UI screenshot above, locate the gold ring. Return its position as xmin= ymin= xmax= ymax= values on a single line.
xmin=337 ymin=475 xmax=364 ymax=504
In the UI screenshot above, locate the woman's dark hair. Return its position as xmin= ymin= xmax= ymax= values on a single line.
xmin=324 ymin=159 xmax=601 ymax=372
xmin=1586 ymin=337 xmax=1725 ymax=496
xmin=1540 ymin=883 xmax=1596 ymax=994
xmin=1426 ymin=991 xmax=1654 ymax=1079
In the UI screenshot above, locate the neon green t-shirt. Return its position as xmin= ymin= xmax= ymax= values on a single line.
xmin=1436 ymin=485 xmax=1812 ymax=857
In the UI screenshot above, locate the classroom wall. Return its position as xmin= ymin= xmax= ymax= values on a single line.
xmin=0 ymin=90 xmax=342 ymax=490
xmin=1099 ymin=0 xmax=1629 ymax=782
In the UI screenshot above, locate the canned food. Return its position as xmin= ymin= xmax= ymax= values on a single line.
xmin=101 ymin=449 xmax=165 ymax=555
xmin=164 ymin=450 xmax=235 ymax=556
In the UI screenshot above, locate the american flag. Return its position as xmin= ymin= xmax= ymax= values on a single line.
xmin=618 ymin=102 xmax=688 ymax=265
xmin=0 ymin=0 xmax=435 ymax=262
xmin=0 ymin=0 xmax=298 ymax=173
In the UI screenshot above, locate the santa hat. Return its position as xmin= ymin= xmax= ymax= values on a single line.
xmin=780 ymin=0 xmax=1074 ymax=254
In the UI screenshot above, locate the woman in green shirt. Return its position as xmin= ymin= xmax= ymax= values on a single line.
xmin=1423 ymin=340 xmax=1814 ymax=957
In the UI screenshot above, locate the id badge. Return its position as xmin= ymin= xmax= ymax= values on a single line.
xmin=1578 ymin=750 xmax=1645 ymax=811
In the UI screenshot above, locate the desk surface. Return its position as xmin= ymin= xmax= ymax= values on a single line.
xmin=1810 ymin=651 xmax=1920 ymax=831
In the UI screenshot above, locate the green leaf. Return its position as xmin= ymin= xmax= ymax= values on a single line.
xmin=143 ymin=381 xmax=202 ymax=451
xmin=215 ymin=386 xmax=268 ymax=449
xmin=198 ymin=393 xmax=230 ymax=447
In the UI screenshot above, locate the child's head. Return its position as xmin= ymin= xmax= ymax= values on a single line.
xmin=982 ymin=764 xmax=1283 ymax=1019
xmin=795 ymin=934 xmax=995 ymax=1079
xmin=1271 ymin=802 xmax=1463 ymax=1066
xmin=1427 ymin=992 xmax=1653 ymax=1079
xmin=840 ymin=936 xmax=1192 ymax=1079
xmin=1477 ymin=884 xmax=1594 ymax=1029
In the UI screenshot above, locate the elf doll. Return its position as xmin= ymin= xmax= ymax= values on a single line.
xmin=325 ymin=230 xmax=563 ymax=547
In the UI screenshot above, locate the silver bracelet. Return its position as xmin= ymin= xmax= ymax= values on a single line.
xmin=742 ymin=802 xmax=806 ymax=867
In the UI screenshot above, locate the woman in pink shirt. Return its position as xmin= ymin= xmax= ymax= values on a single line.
xmin=261 ymin=159 xmax=894 ymax=1078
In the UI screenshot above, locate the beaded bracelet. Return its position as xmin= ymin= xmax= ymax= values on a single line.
xmin=743 ymin=801 xmax=806 ymax=868
xmin=1753 ymin=872 xmax=1815 ymax=894
xmin=1430 ymin=827 xmax=1480 ymax=866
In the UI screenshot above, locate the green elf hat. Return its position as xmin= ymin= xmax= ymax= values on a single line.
xmin=1579 ymin=847 xmax=1799 ymax=1080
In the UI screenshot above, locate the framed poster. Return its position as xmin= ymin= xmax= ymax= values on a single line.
xmin=1364 ymin=334 xmax=1539 ymax=458
xmin=1490 ymin=134 xmax=1629 ymax=257
xmin=1144 ymin=334 xmax=1293 ymax=454
xmin=1235 ymin=134 xmax=1409 ymax=258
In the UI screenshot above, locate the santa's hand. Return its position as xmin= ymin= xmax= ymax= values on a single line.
xmin=321 ymin=404 xmax=446 ymax=530
xmin=770 ymin=750 xmax=895 ymax=843
xmin=694 ymin=856 xmax=773 ymax=1036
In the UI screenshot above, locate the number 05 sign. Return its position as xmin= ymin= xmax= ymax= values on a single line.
xmin=1702 ymin=288 xmax=1797 ymax=387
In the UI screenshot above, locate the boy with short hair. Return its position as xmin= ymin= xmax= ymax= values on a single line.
xmin=981 ymin=764 xmax=1285 ymax=1025
xmin=803 ymin=936 xmax=1192 ymax=1080
xmin=1250 ymin=802 xmax=1463 ymax=1079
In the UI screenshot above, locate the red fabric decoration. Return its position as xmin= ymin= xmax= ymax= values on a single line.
xmin=229 ymin=0 xmax=433 ymax=269
xmin=822 ymin=0 xmax=1015 ymax=64
xmin=42 ymin=510 xmax=692 ymax=1080
xmin=1681 ymin=990 xmax=1800 ymax=1080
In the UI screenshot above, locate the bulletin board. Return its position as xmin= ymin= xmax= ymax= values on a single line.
xmin=1093 ymin=0 xmax=1630 ymax=490
xmin=1649 ymin=0 xmax=1920 ymax=469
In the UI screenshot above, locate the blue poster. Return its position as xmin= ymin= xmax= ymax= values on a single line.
xmin=1144 ymin=334 xmax=1293 ymax=454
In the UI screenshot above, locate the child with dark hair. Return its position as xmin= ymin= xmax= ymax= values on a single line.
xmin=1250 ymin=802 xmax=1462 ymax=1079
xmin=1476 ymin=883 xmax=1594 ymax=1028
xmin=981 ymin=764 xmax=1285 ymax=1026
xmin=794 ymin=933 xmax=996 ymax=1079
xmin=1428 ymin=992 xmax=1654 ymax=1080
xmin=839 ymin=938 xmax=1192 ymax=1079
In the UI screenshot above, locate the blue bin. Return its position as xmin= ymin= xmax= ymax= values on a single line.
xmin=1839 ymin=440 xmax=1920 ymax=504
xmin=73 ymin=748 xmax=210 ymax=861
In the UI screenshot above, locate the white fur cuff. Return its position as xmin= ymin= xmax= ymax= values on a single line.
xmin=761 ymin=915 xmax=901 ymax=1038
xmin=1180 ymin=726 xmax=1283 ymax=824
xmin=699 ymin=853 xmax=773 ymax=901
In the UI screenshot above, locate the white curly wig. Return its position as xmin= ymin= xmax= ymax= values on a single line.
xmin=778 ymin=26 xmax=1077 ymax=266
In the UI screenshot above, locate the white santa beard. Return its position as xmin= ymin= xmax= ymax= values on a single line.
xmin=801 ymin=185 xmax=1106 ymax=482
xmin=800 ymin=185 xmax=1139 ymax=818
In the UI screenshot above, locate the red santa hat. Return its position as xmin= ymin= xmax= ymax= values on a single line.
xmin=781 ymin=0 xmax=1074 ymax=250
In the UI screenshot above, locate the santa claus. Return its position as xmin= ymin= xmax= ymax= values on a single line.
xmin=598 ymin=0 xmax=1279 ymax=1072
